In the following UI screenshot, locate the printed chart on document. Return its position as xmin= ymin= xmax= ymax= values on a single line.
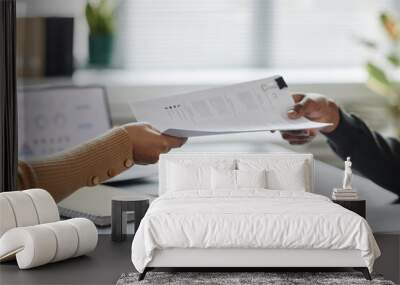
xmin=130 ymin=76 xmax=331 ymax=137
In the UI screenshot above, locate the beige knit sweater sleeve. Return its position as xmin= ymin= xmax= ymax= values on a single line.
xmin=17 ymin=127 xmax=134 ymax=202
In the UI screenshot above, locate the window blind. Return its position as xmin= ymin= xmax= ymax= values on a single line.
xmin=114 ymin=0 xmax=256 ymax=69
xmin=114 ymin=0 xmax=395 ymax=69
xmin=265 ymin=0 xmax=392 ymax=67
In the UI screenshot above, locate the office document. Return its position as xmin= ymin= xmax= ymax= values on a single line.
xmin=130 ymin=76 xmax=331 ymax=137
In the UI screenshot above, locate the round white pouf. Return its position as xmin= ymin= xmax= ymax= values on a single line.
xmin=24 ymin=189 xmax=59 ymax=224
xmin=0 ymin=225 xmax=57 ymax=269
xmin=43 ymin=221 xmax=79 ymax=262
xmin=0 ymin=218 xmax=98 ymax=269
xmin=67 ymin=218 xmax=98 ymax=257
xmin=0 ymin=196 xmax=17 ymax=237
xmin=1 ymin=192 xmax=39 ymax=227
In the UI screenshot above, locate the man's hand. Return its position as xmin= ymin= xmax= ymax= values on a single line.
xmin=123 ymin=123 xmax=187 ymax=164
xmin=281 ymin=93 xmax=340 ymax=145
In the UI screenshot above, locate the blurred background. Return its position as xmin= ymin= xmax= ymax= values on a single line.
xmin=16 ymin=0 xmax=400 ymax=170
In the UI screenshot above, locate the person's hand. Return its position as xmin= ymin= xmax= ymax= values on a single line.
xmin=280 ymin=93 xmax=340 ymax=145
xmin=122 ymin=123 xmax=187 ymax=164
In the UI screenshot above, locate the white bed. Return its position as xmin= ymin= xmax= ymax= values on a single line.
xmin=131 ymin=153 xmax=380 ymax=280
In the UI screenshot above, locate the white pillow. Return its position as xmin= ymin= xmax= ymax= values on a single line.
xmin=236 ymin=169 xmax=267 ymax=189
xmin=211 ymin=168 xmax=236 ymax=190
xmin=238 ymin=159 xmax=308 ymax=191
xmin=166 ymin=159 xmax=235 ymax=192
xmin=211 ymin=168 xmax=268 ymax=190
xmin=168 ymin=163 xmax=211 ymax=191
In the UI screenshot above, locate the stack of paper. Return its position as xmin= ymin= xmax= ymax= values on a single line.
xmin=130 ymin=76 xmax=332 ymax=137
xmin=332 ymin=188 xmax=359 ymax=200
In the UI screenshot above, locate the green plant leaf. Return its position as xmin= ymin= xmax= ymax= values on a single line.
xmin=85 ymin=3 xmax=95 ymax=31
xmin=387 ymin=53 xmax=400 ymax=66
xmin=85 ymin=0 xmax=114 ymax=35
xmin=356 ymin=37 xmax=377 ymax=49
xmin=366 ymin=62 xmax=392 ymax=89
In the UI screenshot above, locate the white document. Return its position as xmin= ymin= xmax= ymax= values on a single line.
xmin=130 ymin=75 xmax=331 ymax=137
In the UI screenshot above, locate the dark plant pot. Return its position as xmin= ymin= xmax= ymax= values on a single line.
xmin=89 ymin=34 xmax=114 ymax=66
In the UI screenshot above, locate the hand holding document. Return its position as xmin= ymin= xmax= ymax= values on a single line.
xmin=130 ymin=76 xmax=332 ymax=137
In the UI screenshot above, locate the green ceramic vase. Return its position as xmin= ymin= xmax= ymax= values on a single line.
xmin=88 ymin=34 xmax=113 ymax=66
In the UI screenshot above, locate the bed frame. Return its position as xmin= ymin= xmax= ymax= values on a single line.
xmin=138 ymin=153 xmax=372 ymax=281
xmin=139 ymin=249 xmax=371 ymax=280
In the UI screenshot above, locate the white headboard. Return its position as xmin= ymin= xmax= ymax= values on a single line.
xmin=159 ymin=152 xmax=314 ymax=195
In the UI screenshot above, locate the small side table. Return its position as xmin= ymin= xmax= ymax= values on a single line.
xmin=332 ymin=199 xmax=366 ymax=218
xmin=112 ymin=196 xmax=150 ymax=242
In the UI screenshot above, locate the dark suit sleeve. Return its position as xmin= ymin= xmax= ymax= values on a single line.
xmin=323 ymin=109 xmax=400 ymax=196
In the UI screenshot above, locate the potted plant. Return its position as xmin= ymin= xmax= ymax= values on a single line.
xmin=86 ymin=0 xmax=115 ymax=66
xmin=360 ymin=13 xmax=400 ymax=117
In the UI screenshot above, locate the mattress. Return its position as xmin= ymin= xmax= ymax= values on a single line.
xmin=131 ymin=190 xmax=380 ymax=273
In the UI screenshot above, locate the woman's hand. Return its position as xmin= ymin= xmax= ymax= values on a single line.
xmin=123 ymin=123 xmax=187 ymax=164
xmin=281 ymin=93 xmax=340 ymax=145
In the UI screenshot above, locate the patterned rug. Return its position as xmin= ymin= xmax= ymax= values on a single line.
xmin=116 ymin=272 xmax=395 ymax=285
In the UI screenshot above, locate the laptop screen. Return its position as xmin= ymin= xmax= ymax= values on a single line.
xmin=18 ymin=86 xmax=111 ymax=160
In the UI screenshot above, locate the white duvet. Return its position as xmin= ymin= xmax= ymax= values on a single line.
xmin=131 ymin=190 xmax=380 ymax=273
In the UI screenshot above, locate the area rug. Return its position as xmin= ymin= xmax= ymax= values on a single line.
xmin=116 ymin=272 xmax=395 ymax=285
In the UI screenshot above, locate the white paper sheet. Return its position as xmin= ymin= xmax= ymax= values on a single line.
xmin=130 ymin=75 xmax=331 ymax=137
